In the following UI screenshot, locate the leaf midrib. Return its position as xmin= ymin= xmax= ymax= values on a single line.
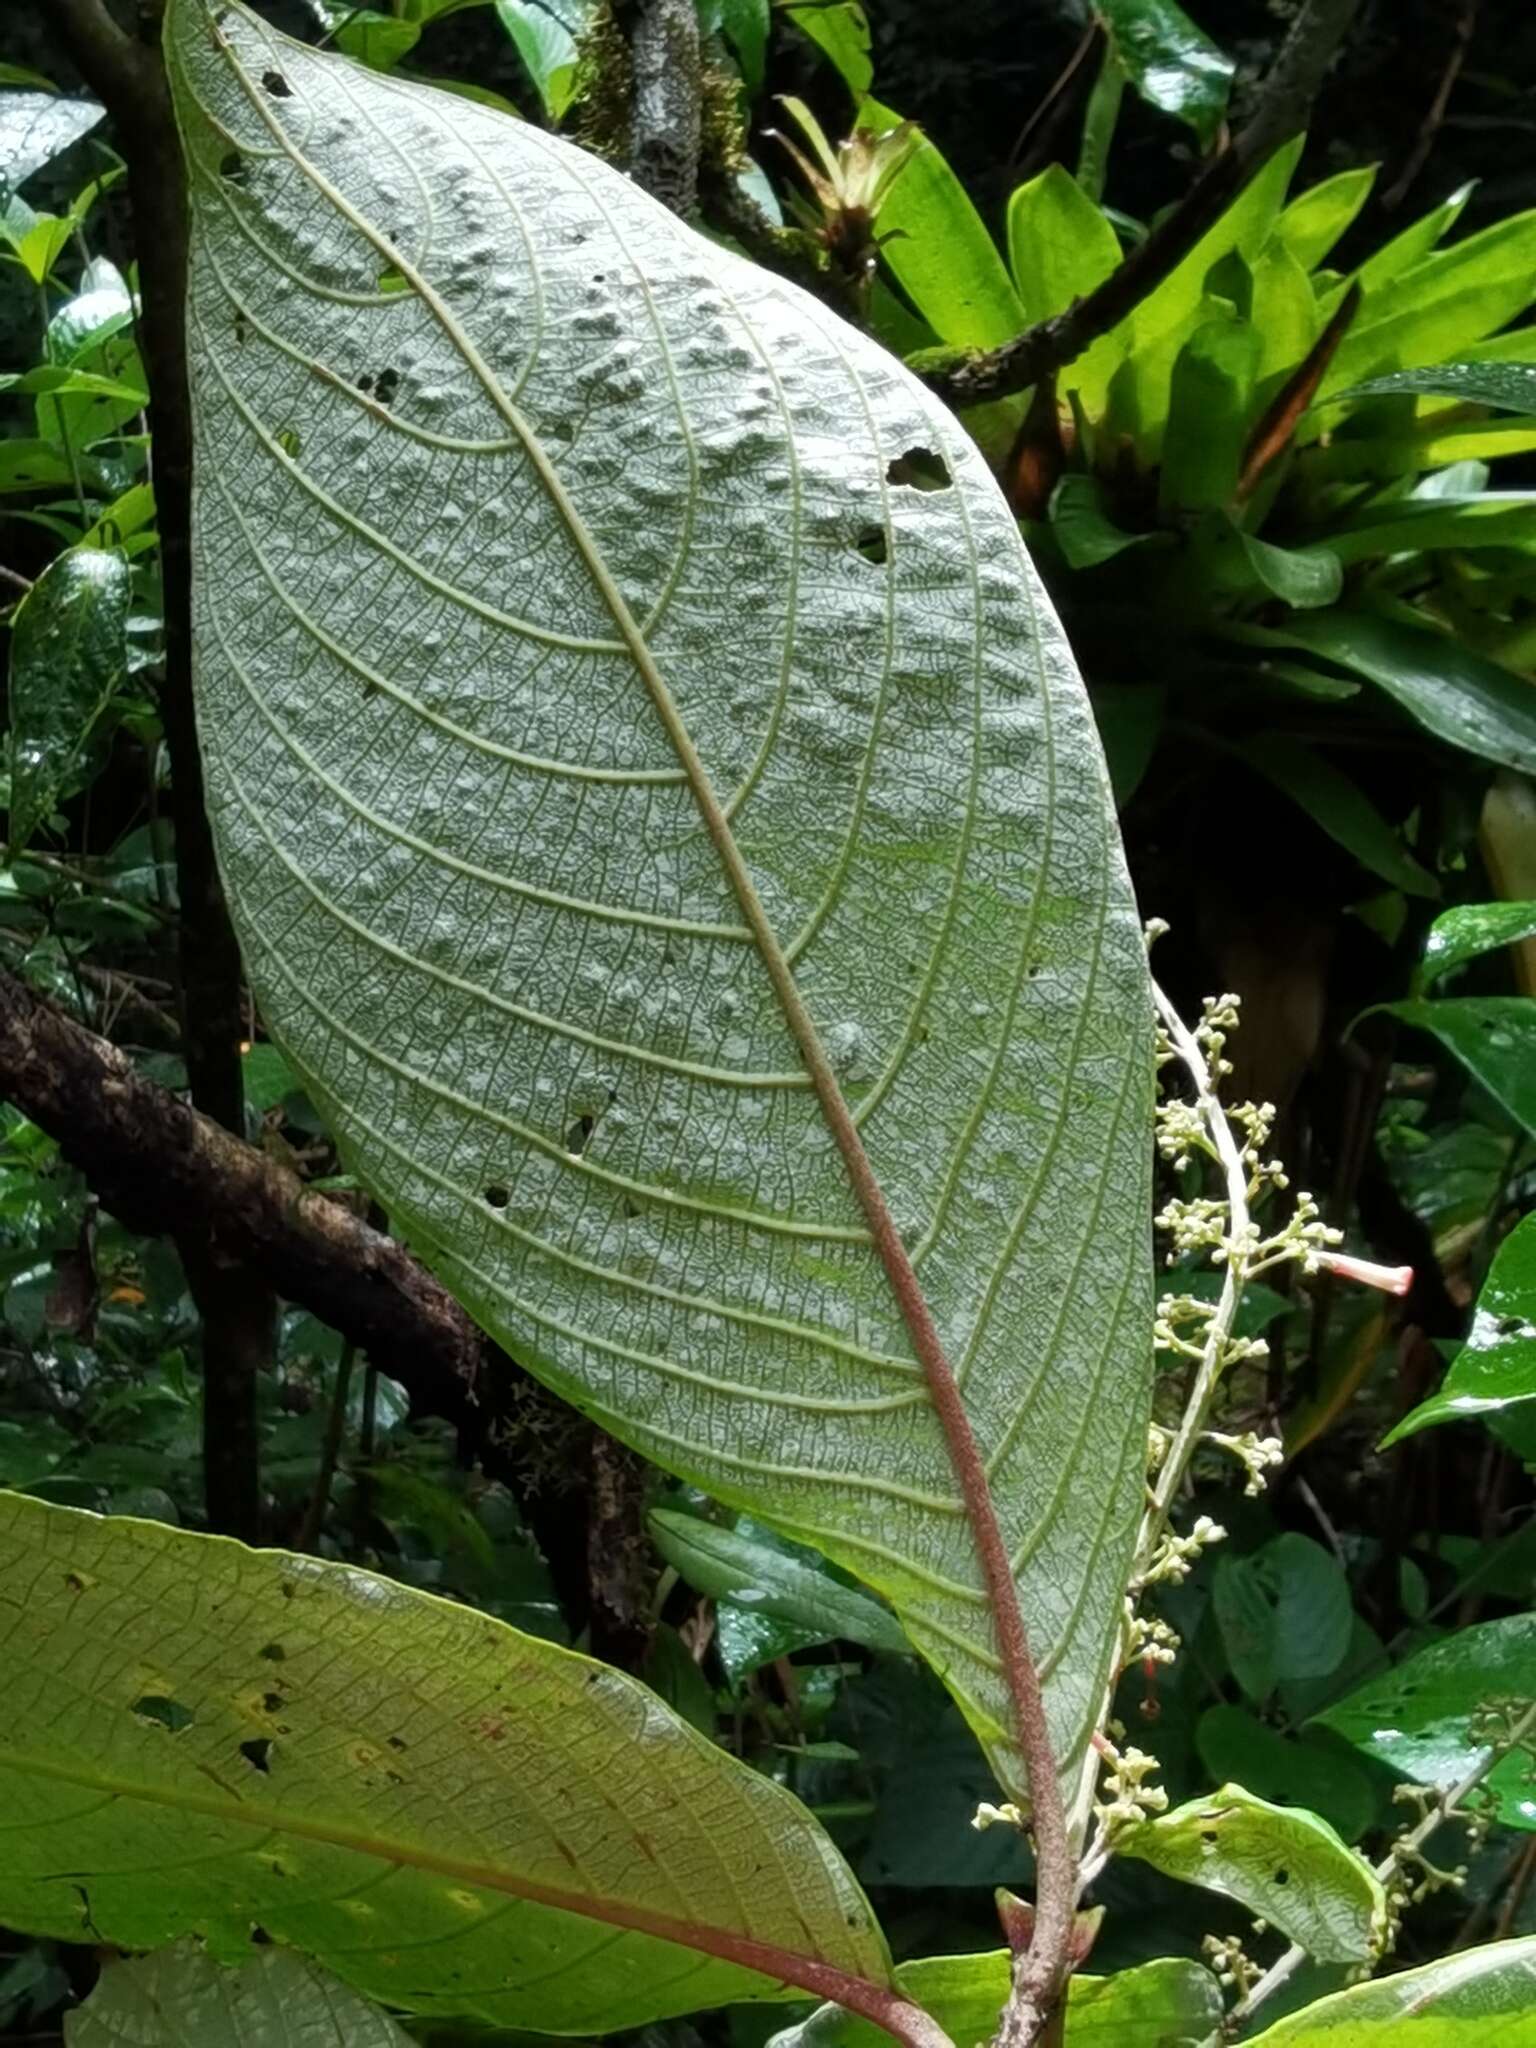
xmin=179 ymin=4 xmax=1050 ymax=1806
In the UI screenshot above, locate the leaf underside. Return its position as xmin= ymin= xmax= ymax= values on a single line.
xmin=166 ymin=0 xmax=1152 ymax=1798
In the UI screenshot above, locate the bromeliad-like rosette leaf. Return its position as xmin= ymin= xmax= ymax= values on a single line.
xmin=164 ymin=0 xmax=1152 ymax=1804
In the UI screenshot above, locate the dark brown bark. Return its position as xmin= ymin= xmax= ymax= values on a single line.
xmin=0 ymin=964 xmax=486 ymax=1418
xmin=52 ymin=0 xmax=274 ymax=1539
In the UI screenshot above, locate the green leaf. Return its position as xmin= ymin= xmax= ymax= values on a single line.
xmin=66 ymin=1944 xmax=416 ymax=2047
xmin=1213 ymin=1534 xmax=1353 ymax=1704
xmin=0 ymin=366 xmax=147 ymax=403
xmin=0 ymin=439 xmax=90 ymax=494
xmin=1117 ymin=1784 xmax=1385 ymax=1963
xmin=1196 ymin=1705 xmax=1377 ymax=1844
xmin=767 ymin=1953 xmax=1223 ymax=2048
xmin=0 ymin=91 xmax=105 ymax=202
xmin=1320 ymin=492 xmax=1536 ymax=563
xmin=1382 ymin=1214 xmax=1536 ymax=1447
xmin=1277 ymin=611 xmax=1536 ymax=776
xmin=1006 ymin=165 xmax=1126 ymax=414
xmin=167 ymin=0 xmax=1154 ymax=1806
xmin=1421 ymin=900 xmax=1536 ymax=987
xmin=783 ymin=1 xmax=873 ymax=97
xmin=1236 ymin=532 xmax=1343 ymax=609
xmin=1319 ymin=180 xmax=1473 ymax=320
xmin=7 ymin=549 xmax=131 ymax=855
xmin=1251 ymin=237 xmax=1320 ymax=393
xmin=1321 ymin=210 xmax=1536 ymax=399
xmin=1097 ymin=0 xmax=1233 ymax=147
xmin=1232 ymin=737 xmax=1437 ymax=898
xmin=1318 ymin=1617 xmax=1536 ymax=1830
xmin=1090 ymin=683 xmax=1165 ymax=808
xmin=1333 ymin=360 xmax=1536 ymax=416
xmin=1048 ymin=473 xmax=1163 ymax=569
xmin=1274 ymin=166 xmax=1377 ymax=273
xmin=0 ymin=1495 xmax=902 ymax=2029
xmin=1383 ymin=998 xmax=1536 ymax=1140
xmin=493 ymin=0 xmax=591 ymax=119
xmin=1243 ymin=1935 xmax=1536 ymax=2045
xmin=864 ymin=100 xmax=1027 ymax=351
xmin=1158 ymin=317 xmax=1258 ymax=513
xmin=335 ymin=11 xmax=424 ymax=71
xmin=717 ymin=0 xmax=769 ymax=93
xmin=650 ymin=1506 xmax=909 ymax=1653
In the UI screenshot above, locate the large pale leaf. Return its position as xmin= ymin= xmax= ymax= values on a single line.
xmin=67 ymin=1944 xmax=415 ymax=2048
xmin=1243 ymin=1934 xmax=1536 ymax=2044
xmin=0 ymin=1496 xmax=912 ymax=2035
xmin=164 ymin=0 xmax=1153 ymax=1802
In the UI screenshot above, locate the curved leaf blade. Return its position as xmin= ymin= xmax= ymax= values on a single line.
xmin=1244 ymin=1934 xmax=1536 ymax=2044
xmin=649 ymin=1507 xmax=910 ymax=1653
xmin=1116 ymin=1785 xmax=1386 ymax=1963
xmin=0 ymin=1496 xmax=909 ymax=2034
xmin=165 ymin=0 xmax=1153 ymax=1803
xmin=1382 ymin=1212 xmax=1536 ymax=1446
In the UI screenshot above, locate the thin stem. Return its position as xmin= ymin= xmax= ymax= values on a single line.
xmin=297 ymin=1337 xmax=356 ymax=1552
xmin=1227 ymin=1699 xmax=1536 ymax=2033
xmin=22 ymin=850 xmax=178 ymax=926
xmin=351 ymin=1357 xmax=379 ymax=1555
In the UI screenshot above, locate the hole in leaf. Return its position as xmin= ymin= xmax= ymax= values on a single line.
xmin=886 ymin=447 xmax=951 ymax=491
xmin=262 ymin=1692 xmax=285 ymax=1714
xmin=262 ymin=70 xmax=292 ymax=98
xmin=548 ymin=420 xmax=574 ymax=444
xmin=854 ymin=527 xmax=888 ymax=565
xmin=219 ymin=151 xmax=248 ymax=185
xmin=275 ymin=427 xmax=301 ymax=459
xmin=374 ymin=367 xmax=401 ymax=407
xmin=1494 ymin=1314 xmax=1529 ymax=1337
xmin=240 ymin=1737 xmax=273 ymax=1773
xmin=251 ymin=1924 xmax=273 ymax=1945
xmin=387 ymin=1734 xmax=408 ymax=1751
xmin=258 ymin=1641 xmax=286 ymax=1661
xmin=64 ymin=1570 xmax=95 ymax=1594
xmin=565 ymin=1112 xmax=596 ymax=1157
xmin=234 ymin=312 xmax=248 ymax=345
xmin=483 ymin=1184 xmax=510 ymax=1210
xmin=377 ymin=265 xmax=408 ymax=296
xmin=356 ymin=373 xmax=375 ymax=394
xmin=1272 ymin=1867 xmax=1290 ymax=1887
xmin=132 ymin=1695 xmax=194 ymax=1733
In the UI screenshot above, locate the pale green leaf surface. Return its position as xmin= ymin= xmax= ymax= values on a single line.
xmin=1006 ymin=166 xmax=1125 ymax=414
xmin=494 ymin=0 xmax=591 ymax=119
xmin=649 ymin=1508 xmax=909 ymax=1652
xmin=1333 ymin=361 xmax=1536 ymax=417
xmin=1244 ymin=1935 xmax=1536 ymax=2045
xmin=1274 ymin=166 xmax=1376 ymax=273
xmin=0 ymin=1496 xmax=896 ymax=2029
xmin=1318 ymin=1617 xmax=1536 ymax=1831
xmin=7 ymin=549 xmax=131 ymax=854
xmin=166 ymin=1 xmax=1154 ymax=1801
xmin=1116 ymin=1785 xmax=1385 ymax=1963
xmin=1382 ymin=1214 xmax=1536 ymax=1446
xmin=66 ymin=1944 xmax=415 ymax=2047
xmin=783 ymin=1 xmax=872 ymax=97
xmin=1317 ymin=181 xmax=1474 ymax=319
xmin=768 ymin=1953 xmax=1223 ymax=2048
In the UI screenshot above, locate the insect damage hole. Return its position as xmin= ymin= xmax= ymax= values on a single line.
xmin=219 ymin=151 xmax=249 ymax=186
xmin=374 ymin=367 xmax=401 ymax=406
xmin=132 ymin=1695 xmax=194 ymax=1733
xmin=377 ymin=265 xmax=408 ymax=296
xmin=261 ymin=70 xmax=292 ymax=98
xmin=482 ymin=1184 xmax=510 ymax=1210
xmin=886 ymin=447 xmax=951 ymax=491
xmin=854 ymin=526 xmax=888 ymax=565
xmin=240 ymin=1737 xmax=273 ymax=1773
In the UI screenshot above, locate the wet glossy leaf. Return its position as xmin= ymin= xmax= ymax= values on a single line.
xmin=1048 ymin=475 xmax=1164 ymax=570
xmin=768 ymin=1952 xmax=1223 ymax=2048
xmin=168 ymin=0 xmax=1153 ymax=1806
xmin=0 ymin=91 xmax=104 ymax=201
xmin=1278 ymin=611 xmax=1536 ymax=776
xmin=650 ymin=1506 xmax=908 ymax=1653
xmin=1236 ymin=533 xmax=1343 ymax=609
xmin=66 ymin=1943 xmax=415 ymax=2047
xmin=7 ymin=549 xmax=131 ymax=854
xmin=1383 ymin=1215 xmax=1536 ymax=1444
xmin=0 ymin=1495 xmax=901 ymax=2029
xmin=1244 ymin=1935 xmax=1536 ymax=2045
xmin=1421 ymin=901 xmax=1536 ymax=987
xmin=1335 ymin=360 xmax=1536 ymax=415
xmin=1097 ymin=0 xmax=1233 ymax=147
xmin=1006 ymin=166 xmax=1126 ymax=413
xmin=1384 ymin=998 xmax=1536 ymax=1140
xmin=1318 ymin=1616 xmax=1536 ymax=1830
xmin=1116 ymin=1784 xmax=1386 ymax=1962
